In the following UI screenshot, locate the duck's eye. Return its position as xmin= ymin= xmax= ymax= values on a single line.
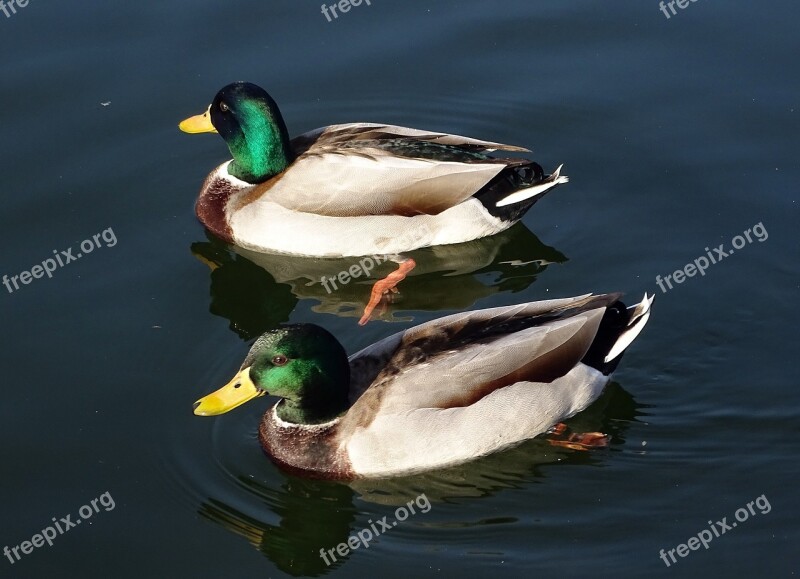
xmin=272 ymin=355 xmax=289 ymax=366
xmin=219 ymin=102 xmax=229 ymax=112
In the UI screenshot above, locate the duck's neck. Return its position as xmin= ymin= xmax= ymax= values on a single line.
xmin=274 ymin=359 xmax=351 ymax=426
xmin=226 ymin=101 xmax=294 ymax=183
xmin=276 ymin=386 xmax=350 ymax=425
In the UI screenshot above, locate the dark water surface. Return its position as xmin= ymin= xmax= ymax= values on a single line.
xmin=1 ymin=1 xmax=797 ymax=577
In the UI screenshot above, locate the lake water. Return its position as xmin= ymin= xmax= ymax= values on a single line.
xmin=1 ymin=1 xmax=797 ymax=577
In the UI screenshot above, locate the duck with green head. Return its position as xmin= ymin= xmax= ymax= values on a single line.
xmin=193 ymin=292 xmax=653 ymax=479
xmin=180 ymin=82 xmax=569 ymax=323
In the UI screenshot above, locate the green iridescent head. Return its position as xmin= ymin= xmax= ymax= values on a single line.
xmin=193 ymin=324 xmax=351 ymax=425
xmin=180 ymin=82 xmax=294 ymax=183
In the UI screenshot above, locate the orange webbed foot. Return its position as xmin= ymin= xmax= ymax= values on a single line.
xmin=358 ymin=258 xmax=416 ymax=326
xmin=546 ymin=423 xmax=609 ymax=450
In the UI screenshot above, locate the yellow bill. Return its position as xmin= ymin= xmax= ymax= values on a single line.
xmin=179 ymin=105 xmax=217 ymax=134
xmin=193 ymin=367 xmax=264 ymax=416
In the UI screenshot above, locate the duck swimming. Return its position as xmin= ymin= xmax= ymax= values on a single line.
xmin=193 ymin=292 xmax=653 ymax=479
xmin=180 ymin=82 xmax=568 ymax=323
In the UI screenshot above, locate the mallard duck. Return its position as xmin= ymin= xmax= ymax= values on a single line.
xmin=180 ymin=82 xmax=569 ymax=324
xmin=179 ymin=82 xmax=568 ymax=259
xmin=193 ymin=292 xmax=653 ymax=479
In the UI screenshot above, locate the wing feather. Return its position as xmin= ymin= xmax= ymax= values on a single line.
xmin=291 ymin=123 xmax=531 ymax=154
xmin=241 ymin=123 xmax=533 ymax=217
xmin=339 ymin=294 xmax=620 ymax=434
xmin=248 ymin=153 xmax=507 ymax=217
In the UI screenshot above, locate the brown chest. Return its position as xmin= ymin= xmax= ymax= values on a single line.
xmin=195 ymin=175 xmax=236 ymax=244
xmin=258 ymin=409 xmax=355 ymax=480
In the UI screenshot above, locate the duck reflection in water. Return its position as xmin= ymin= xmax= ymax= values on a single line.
xmin=191 ymin=221 xmax=567 ymax=339
xmin=195 ymin=383 xmax=641 ymax=576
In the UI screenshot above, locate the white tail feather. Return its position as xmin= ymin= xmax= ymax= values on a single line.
xmin=495 ymin=164 xmax=569 ymax=208
xmin=604 ymin=293 xmax=654 ymax=363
